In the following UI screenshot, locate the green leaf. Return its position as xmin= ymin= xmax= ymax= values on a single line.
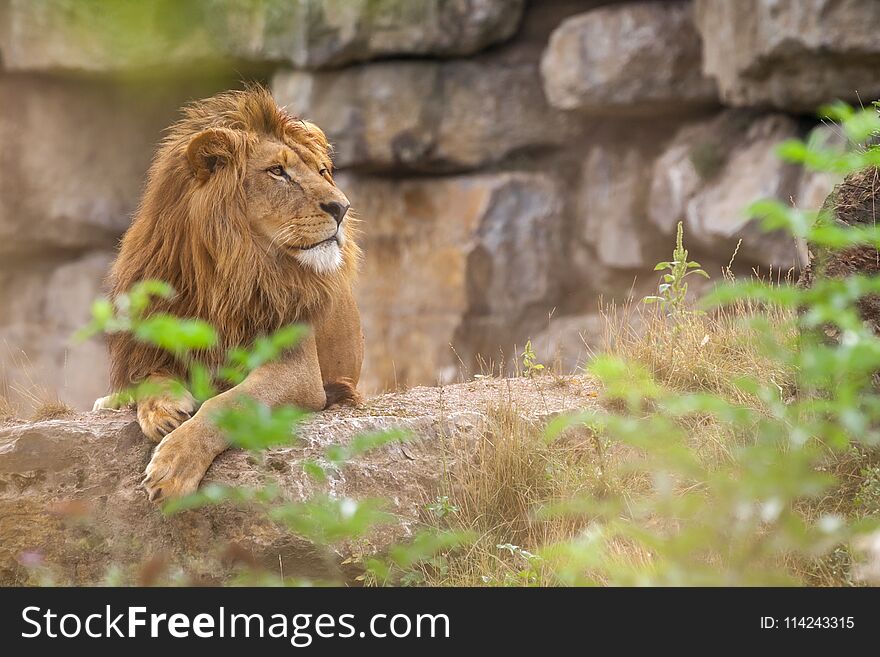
xmin=126 ymin=280 xmax=175 ymax=319
xmin=135 ymin=314 xmax=217 ymax=352
xmin=188 ymin=362 xmax=216 ymax=403
xmin=324 ymin=429 xmax=412 ymax=467
xmin=162 ymin=482 xmax=279 ymax=515
xmin=211 ymin=397 xmax=309 ymax=451
xmin=388 ymin=530 xmax=474 ymax=569
xmin=302 ymin=459 xmax=327 ymax=482
xmin=544 ymin=411 xmax=595 ymax=443
xmin=220 ymin=324 xmax=308 ymax=384
xmin=269 ymin=496 xmax=393 ymax=544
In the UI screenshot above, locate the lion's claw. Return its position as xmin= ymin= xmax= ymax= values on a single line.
xmin=142 ymin=425 xmax=213 ymax=504
xmin=159 ymin=420 xmax=178 ymax=436
xmin=137 ymin=391 xmax=196 ymax=442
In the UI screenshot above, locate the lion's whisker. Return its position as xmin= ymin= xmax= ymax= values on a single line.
xmin=270 ymin=224 xmax=297 ymax=250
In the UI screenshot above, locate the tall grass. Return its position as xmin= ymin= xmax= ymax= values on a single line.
xmin=420 ymin=280 xmax=823 ymax=585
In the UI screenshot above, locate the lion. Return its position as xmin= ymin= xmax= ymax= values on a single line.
xmin=93 ymin=85 xmax=363 ymax=503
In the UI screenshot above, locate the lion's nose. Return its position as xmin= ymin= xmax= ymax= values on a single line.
xmin=320 ymin=201 xmax=349 ymax=226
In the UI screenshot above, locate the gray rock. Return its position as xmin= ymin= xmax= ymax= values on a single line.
xmin=694 ymin=0 xmax=880 ymax=111
xmin=795 ymin=124 xmax=849 ymax=211
xmin=648 ymin=111 xmax=803 ymax=269
xmin=0 ymin=251 xmax=113 ymax=414
xmin=529 ymin=312 xmax=603 ymax=372
xmin=541 ymin=1 xmax=717 ymax=114
xmin=0 ymin=76 xmax=231 ymax=254
xmin=273 ymin=51 xmax=578 ymax=172
xmin=577 ymin=143 xmax=656 ymax=270
xmin=0 ymin=0 xmax=525 ymax=72
xmin=338 ymin=172 xmax=563 ymax=391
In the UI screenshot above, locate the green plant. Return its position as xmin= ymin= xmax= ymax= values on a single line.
xmin=521 ymin=339 xmax=545 ymax=377
xmin=427 ymin=496 xmax=459 ymax=521
xmin=643 ymin=221 xmax=709 ymax=316
xmin=494 ymin=543 xmax=544 ymax=586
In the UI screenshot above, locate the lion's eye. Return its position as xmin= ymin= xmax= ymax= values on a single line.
xmin=319 ymin=167 xmax=332 ymax=179
xmin=268 ymin=165 xmax=288 ymax=179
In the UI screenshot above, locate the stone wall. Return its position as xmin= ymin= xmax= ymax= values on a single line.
xmin=0 ymin=0 xmax=877 ymax=410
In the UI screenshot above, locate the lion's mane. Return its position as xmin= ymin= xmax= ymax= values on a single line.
xmin=107 ymin=85 xmax=359 ymax=390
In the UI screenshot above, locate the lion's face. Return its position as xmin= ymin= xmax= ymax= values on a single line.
xmin=245 ymin=137 xmax=350 ymax=275
xmin=186 ymin=125 xmax=351 ymax=275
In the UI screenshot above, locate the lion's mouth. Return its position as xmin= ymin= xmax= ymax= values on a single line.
xmin=298 ymin=234 xmax=339 ymax=251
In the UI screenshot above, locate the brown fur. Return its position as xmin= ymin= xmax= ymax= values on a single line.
xmin=108 ymin=85 xmax=360 ymax=392
xmin=100 ymin=86 xmax=365 ymax=501
xmin=323 ymin=379 xmax=363 ymax=408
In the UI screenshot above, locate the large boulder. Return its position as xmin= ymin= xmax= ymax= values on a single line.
xmin=0 ymin=251 xmax=113 ymax=414
xmin=529 ymin=312 xmax=603 ymax=373
xmin=648 ymin=111 xmax=803 ymax=268
xmin=0 ymin=376 xmax=598 ymax=585
xmin=0 ymin=76 xmax=234 ymax=255
xmin=339 ymin=172 xmax=564 ymax=391
xmin=0 ymin=0 xmax=525 ymax=72
xmin=273 ymin=49 xmax=578 ymax=172
xmin=541 ymin=1 xmax=717 ymax=114
xmin=694 ymin=0 xmax=880 ymax=111
xmin=576 ymin=140 xmax=661 ymax=270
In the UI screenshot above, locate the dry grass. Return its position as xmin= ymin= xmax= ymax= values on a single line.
xmin=0 ymin=394 xmax=16 ymax=422
xmin=0 ymin=349 xmax=76 ymax=421
xmin=418 ymin=276 xmax=876 ymax=586
xmin=445 ymin=405 xmax=591 ymax=540
xmin=10 ymin=375 xmax=75 ymax=421
xmin=599 ymin=294 xmax=798 ymax=406
xmin=420 ymin=404 xmax=602 ymax=586
xmin=30 ymin=399 xmax=76 ymax=421
xmin=419 ymin=396 xmax=656 ymax=586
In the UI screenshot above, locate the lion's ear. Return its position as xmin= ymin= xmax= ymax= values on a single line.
xmin=186 ymin=128 xmax=241 ymax=183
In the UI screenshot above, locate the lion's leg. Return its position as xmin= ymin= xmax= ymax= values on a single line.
xmin=314 ymin=284 xmax=364 ymax=408
xmin=143 ymin=334 xmax=326 ymax=503
xmin=136 ymin=375 xmax=196 ymax=443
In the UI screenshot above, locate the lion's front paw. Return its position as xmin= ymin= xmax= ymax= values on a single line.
xmin=93 ymin=395 xmax=115 ymax=411
xmin=137 ymin=391 xmax=196 ymax=442
xmin=142 ymin=428 xmax=212 ymax=504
